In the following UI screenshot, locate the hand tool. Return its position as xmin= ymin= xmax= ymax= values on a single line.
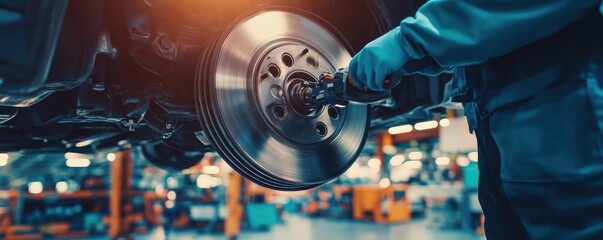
xmin=290 ymin=67 xmax=402 ymax=109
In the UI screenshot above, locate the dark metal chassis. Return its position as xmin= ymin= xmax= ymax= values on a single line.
xmin=0 ymin=0 xmax=447 ymax=170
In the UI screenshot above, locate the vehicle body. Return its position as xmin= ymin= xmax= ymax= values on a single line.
xmin=0 ymin=0 xmax=449 ymax=189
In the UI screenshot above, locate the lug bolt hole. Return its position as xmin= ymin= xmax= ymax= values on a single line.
xmin=273 ymin=105 xmax=286 ymax=119
xmin=282 ymin=53 xmax=294 ymax=67
xmin=328 ymin=107 xmax=339 ymax=120
xmin=315 ymin=122 xmax=327 ymax=136
xmin=268 ymin=64 xmax=280 ymax=78
xmin=307 ymin=56 xmax=319 ymax=69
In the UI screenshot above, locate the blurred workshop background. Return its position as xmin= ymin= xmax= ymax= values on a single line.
xmin=0 ymin=114 xmax=484 ymax=240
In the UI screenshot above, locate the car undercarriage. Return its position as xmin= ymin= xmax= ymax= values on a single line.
xmin=0 ymin=0 xmax=450 ymax=190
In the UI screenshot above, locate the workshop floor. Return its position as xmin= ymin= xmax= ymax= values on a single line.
xmin=88 ymin=214 xmax=483 ymax=240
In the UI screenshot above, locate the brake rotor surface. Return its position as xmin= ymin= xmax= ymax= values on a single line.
xmin=196 ymin=10 xmax=370 ymax=190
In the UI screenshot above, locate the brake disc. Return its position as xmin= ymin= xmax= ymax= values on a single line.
xmin=196 ymin=10 xmax=370 ymax=190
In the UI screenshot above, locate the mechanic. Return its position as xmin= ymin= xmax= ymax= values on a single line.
xmin=349 ymin=1 xmax=603 ymax=239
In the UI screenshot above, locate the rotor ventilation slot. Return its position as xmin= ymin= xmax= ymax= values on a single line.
xmin=268 ymin=64 xmax=280 ymax=78
xmin=273 ymin=105 xmax=286 ymax=119
xmin=282 ymin=53 xmax=294 ymax=67
xmin=315 ymin=122 xmax=327 ymax=136
xmin=328 ymin=107 xmax=339 ymax=120
xmin=307 ymin=56 xmax=319 ymax=69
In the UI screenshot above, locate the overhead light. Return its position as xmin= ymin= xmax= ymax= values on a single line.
xmin=404 ymin=160 xmax=423 ymax=169
xmin=408 ymin=151 xmax=423 ymax=160
xmin=75 ymin=139 xmax=94 ymax=148
xmin=468 ymin=152 xmax=479 ymax=162
xmin=106 ymin=153 xmax=116 ymax=162
xmin=378 ymin=178 xmax=391 ymax=188
xmin=167 ymin=177 xmax=178 ymax=188
xmin=165 ymin=200 xmax=175 ymax=209
xmin=64 ymin=152 xmax=91 ymax=160
xmin=382 ymin=145 xmax=397 ymax=155
xmin=390 ymin=166 xmax=412 ymax=182
xmin=358 ymin=167 xmax=371 ymax=178
xmin=457 ymin=156 xmax=470 ymax=167
xmin=389 ymin=154 xmax=406 ymax=166
xmin=439 ymin=119 xmax=451 ymax=127
xmin=28 ymin=182 xmax=43 ymax=194
xmin=414 ymin=120 xmax=439 ymax=131
xmin=367 ymin=158 xmax=381 ymax=169
xmin=210 ymin=177 xmax=222 ymax=188
xmin=56 ymin=181 xmax=69 ymax=193
xmin=167 ymin=190 xmax=177 ymax=200
xmin=66 ymin=158 xmax=90 ymax=168
xmin=435 ymin=157 xmax=451 ymax=166
xmin=155 ymin=185 xmax=164 ymax=195
xmin=388 ymin=124 xmax=413 ymax=135
xmin=203 ymin=165 xmax=220 ymax=174
xmin=0 ymin=153 xmax=8 ymax=166
xmin=197 ymin=174 xmax=212 ymax=189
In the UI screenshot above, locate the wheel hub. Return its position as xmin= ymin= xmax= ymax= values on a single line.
xmin=196 ymin=10 xmax=370 ymax=190
xmin=255 ymin=43 xmax=344 ymax=144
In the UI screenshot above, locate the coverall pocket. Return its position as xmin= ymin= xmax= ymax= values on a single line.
xmin=489 ymin=80 xmax=603 ymax=183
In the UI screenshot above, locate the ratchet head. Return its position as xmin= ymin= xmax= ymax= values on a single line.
xmin=316 ymin=68 xmax=397 ymax=105
xmin=296 ymin=68 xmax=401 ymax=108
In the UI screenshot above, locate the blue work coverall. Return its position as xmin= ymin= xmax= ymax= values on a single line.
xmin=397 ymin=1 xmax=603 ymax=239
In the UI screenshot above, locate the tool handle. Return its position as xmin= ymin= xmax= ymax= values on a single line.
xmin=347 ymin=74 xmax=402 ymax=92
xmin=346 ymin=73 xmax=400 ymax=91
xmin=342 ymin=73 xmax=394 ymax=104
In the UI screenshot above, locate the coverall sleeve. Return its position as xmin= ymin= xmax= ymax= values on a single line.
xmin=399 ymin=0 xmax=603 ymax=67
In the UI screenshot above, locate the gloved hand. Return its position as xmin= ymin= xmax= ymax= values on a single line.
xmin=349 ymin=27 xmax=408 ymax=91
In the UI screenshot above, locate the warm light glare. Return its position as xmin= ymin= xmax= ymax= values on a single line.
xmin=435 ymin=157 xmax=451 ymax=166
xmin=414 ymin=120 xmax=439 ymax=131
xmin=165 ymin=200 xmax=175 ymax=209
xmin=457 ymin=156 xmax=470 ymax=167
xmin=56 ymin=181 xmax=68 ymax=193
xmin=66 ymin=158 xmax=90 ymax=168
xmin=167 ymin=177 xmax=178 ymax=188
xmin=203 ymin=165 xmax=220 ymax=175
xmin=358 ymin=167 xmax=370 ymax=178
xmin=75 ymin=139 xmax=94 ymax=148
xmin=439 ymin=119 xmax=451 ymax=127
xmin=210 ymin=177 xmax=222 ymax=188
xmin=388 ymin=124 xmax=413 ymax=135
xmin=404 ymin=160 xmax=423 ymax=169
xmin=346 ymin=163 xmax=361 ymax=179
xmin=389 ymin=154 xmax=406 ymax=166
xmin=367 ymin=158 xmax=382 ymax=169
xmin=379 ymin=178 xmax=391 ymax=188
xmin=197 ymin=174 xmax=213 ymax=189
xmin=64 ymin=152 xmax=90 ymax=160
xmin=382 ymin=145 xmax=397 ymax=155
xmin=0 ymin=153 xmax=8 ymax=166
xmin=197 ymin=174 xmax=222 ymax=189
xmin=405 ymin=161 xmax=423 ymax=169
xmin=28 ymin=182 xmax=43 ymax=194
xmin=155 ymin=185 xmax=164 ymax=195
xmin=106 ymin=153 xmax=116 ymax=162
xmin=468 ymin=152 xmax=479 ymax=162
xmin=408 ymin=151 xmax=423 ymax=160
xmin=167 ymin=190 xmax=177 ymax=200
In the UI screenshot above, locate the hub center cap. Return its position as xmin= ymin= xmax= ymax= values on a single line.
xmin=254 ymin=43 xmax=345 ymax=144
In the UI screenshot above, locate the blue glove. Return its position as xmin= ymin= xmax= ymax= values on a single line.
xmin=349 ymin=27 xmax=408 ymax=91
